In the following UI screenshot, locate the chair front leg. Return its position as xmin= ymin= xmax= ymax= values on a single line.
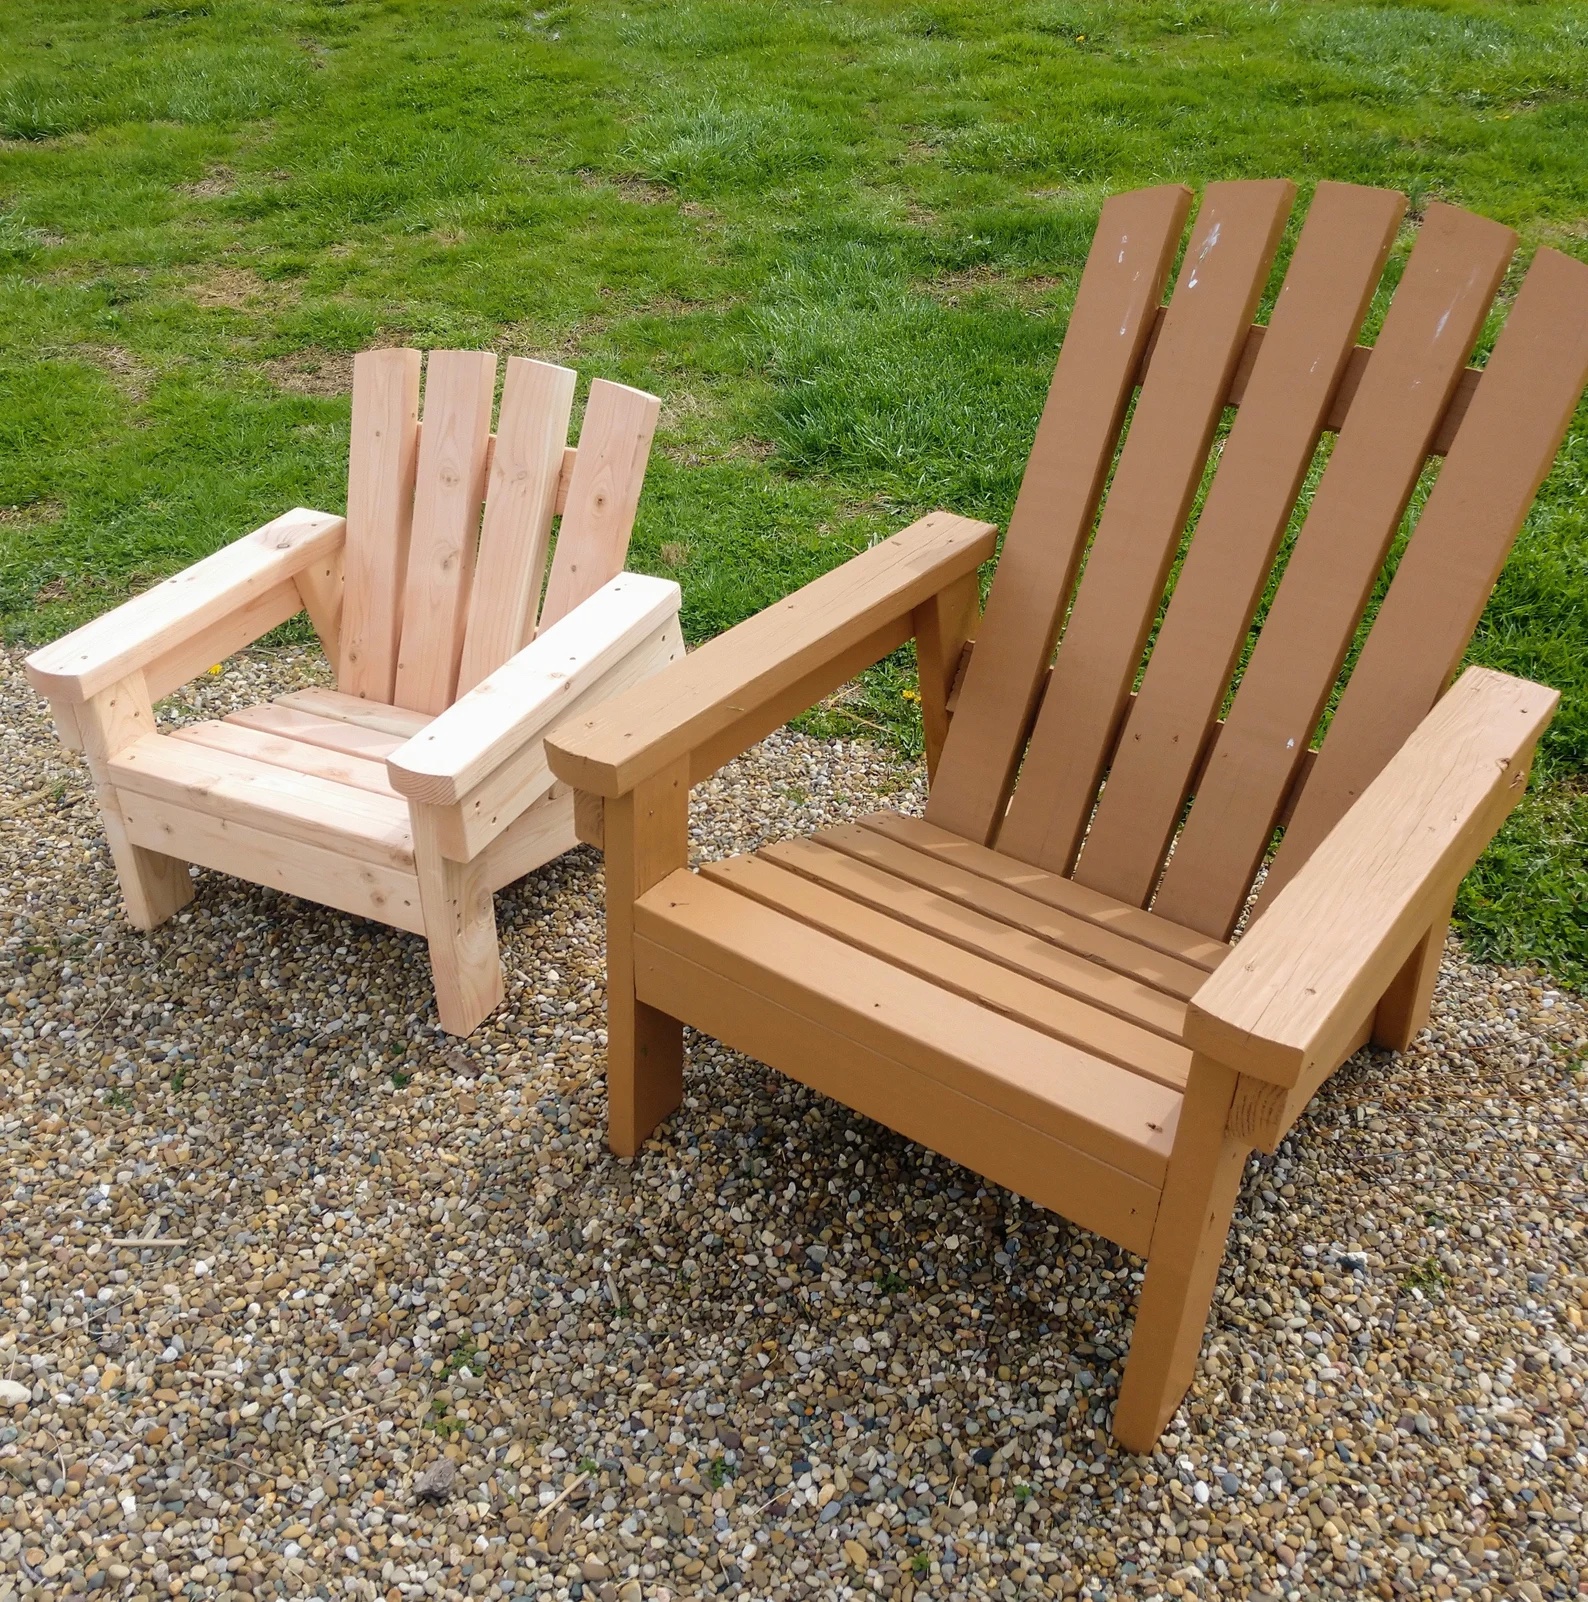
xmin=601 ymin=756 xmax=689 ymax=1157
xmin=1114 ymin=1054 xmax=1250 ymax=1453
xmin=77 ymin=674 xmax=193 ymax=929
xmin=411 ymin=801 xmax=504 ymax=1035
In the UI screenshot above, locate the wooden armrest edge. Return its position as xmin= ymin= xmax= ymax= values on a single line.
xmin=24 ymin=508 xmax=345 ymax=701
xmin=1185 ymin=666 xmax=1558 ymax=1089
xmin=545 ymin=510 xmax=997 ymax=798
xmin=386 ymin=573 xmax=682 ymax=804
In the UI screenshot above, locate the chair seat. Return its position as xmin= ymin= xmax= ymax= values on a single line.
xmin=634 ymin=810 xmax=1231 ymax=1255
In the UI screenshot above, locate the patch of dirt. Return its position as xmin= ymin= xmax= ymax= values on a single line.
xmin=178 ymin=165 xmax=236 ymax=199
xmin=579 ymin=169 xmax=674 ymax=206
xmin=0 ymin=499 xmax=64 ymax=529
xmin=189 ymin=266 xmax=292 ymax=311
xmin=72 ymin=344 xmax=156 ymax=400
xmin=264 ymin=347 xmax=354 ymax=397
xmin=926 ymin=266 xmax=1065 ymax=307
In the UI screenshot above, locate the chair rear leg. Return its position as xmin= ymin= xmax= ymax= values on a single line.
xmin=1372 ymin=889 xmax=1455 ymax=1052
xmin=1114 ymin=1056 xmax=1249 ymax=1453
xmin=602 ymin=761 xmax=688 ymax=1157
xmin=412 ymin=804 xmax=504 ymax=1035
xmin=77 ymin=676 xmax=193 ymax=929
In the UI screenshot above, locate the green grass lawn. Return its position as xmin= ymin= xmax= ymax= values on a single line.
xmin=2 ymin=0 xmax=1585 ymax=985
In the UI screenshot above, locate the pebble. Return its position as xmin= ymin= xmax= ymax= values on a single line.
xmin=413 ymin=1456 xmax=458 ymax=1502
xmin=2 ymin=641 xmax=1586 ymax=1601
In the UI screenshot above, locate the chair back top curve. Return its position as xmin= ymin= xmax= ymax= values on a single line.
xmin=926 ymin=179 xmax=1588 ymax=942
xmin=337 ymin=348 xmax=661 ymax=717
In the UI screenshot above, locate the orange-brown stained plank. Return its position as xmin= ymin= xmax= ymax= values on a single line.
xmin=923 ymin=183 xmax=1192 ymax=844
xmin=805 ymin=823 xmax=1207 ymax=1000
xmin=860 ymin=811 xmax=1229 ymax=969
xmin=456 ymin=358 xmax=577 ymax=695
xmin=1074 ymin=182 xmax=1406 ymax=907
xmin=635 ymin=868 xmax=1180 ymax=1185
xmin=998 ymin=179 xmax=1296 ymax=874
xmin=340 ymin=349 xmax=421 ymax=703
xmin=1153 ymin=202 xmax=1517 ymax=939
xmin=393 ymin=350 xmax=497 ymax=715
xmin=632 ymin=934 xmax=1164 ymax=1256
xmin=701 ymin=851 xmax=1191 ymax=1085
xmin=1263 ymin=246 xmax=1588 ymax=906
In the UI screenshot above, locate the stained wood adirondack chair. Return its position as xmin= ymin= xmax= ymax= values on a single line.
xmin=545 ymin=181 xmax=1588 ymax=1449
xmin=26 ymin=349 xmax=683 ymax=1035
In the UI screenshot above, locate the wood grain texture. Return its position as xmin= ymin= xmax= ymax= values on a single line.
xmin=273 ymin=687 xmax=431 ymax=740
xmin=1153 ymin=202 xmax=1517 ymax=937
xmin=637 ymin=868 xmax=1180 ymax=1183
xmin=108 ymin=732 xmax=416 ymax=870
xmin=393 ymin=349 xmax=497 ymax=715
xmin=224 ymin=702 xmax=407 ymax=761
xmin=705 ymin=847 xmax=1192 ymax=1083
xmin=25 ymin=509 xmax=344 ymax=702
xmin=538 ymin=378 xmax=660 ymax=630
xmin=925 ymin=183 xmax=1192 ymax=842
xmin=412 ymin=800 xmax=503 ymax=1035
xmin=1075 ymin=182 xmax=1405 ymax=906
xmin=340 ymin=348 xmax=421 ymax=702
xmin=545 ymin=511 xmax=996 ymax=798
xmin=77 ymin=675 xmax=194 ymax=928
xmin=634 ymin=934 xmax=1162 ymax=1257
xmin=1186 ymin=667 xmax=1555 ymax=1088
xmin=1264 ymin=246 xmax=1588 ymax=906
xmin=170 ymin=720 xmax=401 ymax=797
xmin=119 ymin=793 xmax=423 ymax=934
xmin=999 ymin=179 xmax=1296 ymax=874
xmin=415 ymin=617 xmax=682 ymax=862
xmin=388 ymin=573 xmax=681 ymax=805
xmin=457 ymin=358 xmax=577 ymax=694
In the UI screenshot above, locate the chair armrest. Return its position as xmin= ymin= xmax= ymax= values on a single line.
xmin=24 ymin=508 xmax=345 ymax=702
xmin=385 ymin=573 xmax=682 ymax=805
xmin=1185 ymin=666 xmax=1557 ymax=1090
xmin=544 ymin=510 xmax=997 ymax=798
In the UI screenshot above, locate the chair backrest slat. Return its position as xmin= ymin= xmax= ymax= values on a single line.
xmin=456 ymin=358 xmax=578 ymax=696
xmin=392 ymin=350 xmax=498 ymax=715
xmin=1072 ymin=182 xmax=1406 ymax=907
xmin=1259 ymin=246 xmax=1588 ymax=910
xmin=1151 ymin=202 xmax=1517 ymax=937
xmin=341 ymin=347 xmax=421 ymax=703
xmin=996 ymin=179 xmax=1296 ymax=875
xmin=923 ymin=184 xmax=1191 ymax=844
xmin=538 ymin=379 xmax=661 ymax=632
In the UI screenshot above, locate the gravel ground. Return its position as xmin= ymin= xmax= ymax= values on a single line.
xmin=2 ymin=641 xmax=1587 ymax=1602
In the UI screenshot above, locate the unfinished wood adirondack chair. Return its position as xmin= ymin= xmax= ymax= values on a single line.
xmin=545 ymin=181 xmax=1588 ymax=1449
xmin=26 ymin=349 xmax=683 ymax=1035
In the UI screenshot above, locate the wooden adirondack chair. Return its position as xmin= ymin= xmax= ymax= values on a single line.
xmin=26 ymin=349 xmax=683 ymax=1036
xmin=544 ymin=181 xmax=1588 ymax=1449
